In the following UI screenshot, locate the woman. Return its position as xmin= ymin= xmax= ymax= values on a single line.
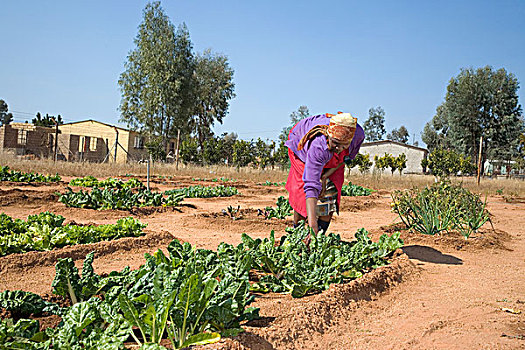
xmin=285 ymin=112 xmax=364 ymax=237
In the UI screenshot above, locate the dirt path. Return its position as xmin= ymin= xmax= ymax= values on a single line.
xmin=0 ymin=181 xmax=523 ymax=349
xmin=307 ymin=197 xmax=525 ymax=350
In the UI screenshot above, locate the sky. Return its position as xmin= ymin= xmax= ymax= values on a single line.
xmin=1 ymin=0 xmax=524 ymax=146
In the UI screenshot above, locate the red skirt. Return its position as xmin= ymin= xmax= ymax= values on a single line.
xmin=285 ymin=148 xmax=348 ymax=218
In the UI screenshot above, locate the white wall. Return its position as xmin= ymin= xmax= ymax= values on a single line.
xmin=357 ymin=142 xmax=427 ymax=174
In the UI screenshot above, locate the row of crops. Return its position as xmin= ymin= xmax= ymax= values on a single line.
xmin=0 ymin=212 xmax=145 ymax=256
xmin=0 ymin=225 xmax=403 ymax=349
xmin=0 ymin=166 xmax=61 ymax=183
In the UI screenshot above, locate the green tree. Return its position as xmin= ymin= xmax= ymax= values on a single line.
xmin=192 ymin=50 xmax=235 ymax=150
xmin=274 ymin=140 xmax=290 ymax=169
xmin=278 ymin=105 xmax=310 ymax=143
xmin=395 ymin=154 xmax=407 ymax=175
xmin=232 ymin=140 xmax=254 ymax=168
xmin=387 ymin=126 xmax=409 ymax=143
xmin=362 ymin=106 xmax=386 ymax=141
xmin=118 ymin=2 xmax=194 ymax=155
xmin=253 ymin=138 xmax=275 ymax=169
xmin=373 ymin=153 xmax=391 ymax=174
xmin=0 ymin=100 xmax=13 ymax=126
xmin=180 ymin=137 xmax=200 ymax=164
xmin=426 ymin=66 xmax=524 ymax=168
xmin=346 ymin=153 xmax=372 ymax=174
xmin=426 ymin=148 xmax=476 ymax=178
xmin=32 ymin=113 xmax=63 ymax=127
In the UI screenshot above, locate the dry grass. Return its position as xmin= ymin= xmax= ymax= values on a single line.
xmin=0 ymin=152 xmax=288 ymax=183
xmin=2 ymin=152 xmax=523 ymax=196
xmin=347 ymin=171 xmax=525 ymax=196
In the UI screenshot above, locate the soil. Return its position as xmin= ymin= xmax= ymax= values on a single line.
xmin=0 ymin=178 xmax=524 ymax=349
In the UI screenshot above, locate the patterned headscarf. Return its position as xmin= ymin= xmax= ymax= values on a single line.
xmin=297 ymin=112 xmax=357 ymax=151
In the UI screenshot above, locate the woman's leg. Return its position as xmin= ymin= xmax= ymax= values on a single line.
xmin=317 ymin=212 xmax=333 ymax=233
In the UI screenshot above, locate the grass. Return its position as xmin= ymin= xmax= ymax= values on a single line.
xmin=346 ymin=171 xmax=525 ymax=196
xmin=2 ymin=152 xmax=524 ymax=196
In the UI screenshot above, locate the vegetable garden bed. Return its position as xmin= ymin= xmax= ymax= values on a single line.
xmin=0 ymin=226 xmax=403 ymax=349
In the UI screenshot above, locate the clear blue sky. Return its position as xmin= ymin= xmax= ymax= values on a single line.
xmin=2 ymin=0 xmax=524 ymax=146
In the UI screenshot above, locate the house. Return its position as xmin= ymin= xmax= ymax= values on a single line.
xmin=357 ymin=140 xmax=429 ymax=174
xmin=0 ymin=123 xmax=56 ymax=158
xmin=57 ymin=120 xmax=177 ymax=163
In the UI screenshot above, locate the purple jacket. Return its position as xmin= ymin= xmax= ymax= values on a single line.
xmin=285 ymin=114 xmax=365 ymax=199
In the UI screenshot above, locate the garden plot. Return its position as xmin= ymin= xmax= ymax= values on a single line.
xmin=0 ymin=174 xmax=523 ymax=349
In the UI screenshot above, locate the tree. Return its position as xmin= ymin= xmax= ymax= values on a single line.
xmin=278 ymin=105 xmax=310 ymax=143
xmin=0 ymin=100 xmax=13 ymax=126
xmin=32 ymin=113 xmax=63 ymax=127
xmin=118 ymin=2 xmax=194 ymax=155
xmin=395 ymin=154 xmax=407 ymax=175
xmin=425 ymin=66 xmax=524 ymax=168
xmin=274 ymin=140 xmax=290 ymax=169
xmin=387 ymin=126 xmax=409 ymax=143
xmin=346 ymin=153 xmax=372 ymax=174
xmin=425 ymin=148 xmax=476 ymax=178
xmin=232 ymin=140 xmax=254 ymax=168
xmin=373 ymin=153 xmax=391 ymax=174
xmin=362 ymin=106 xmax=386 ymax=141
xmin=192 ymin=50 xmax=235 ymax=151
xmin=421 ymin=104 xmax=451 ymax=152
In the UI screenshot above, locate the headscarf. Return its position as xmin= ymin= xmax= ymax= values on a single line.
xmin=297 ymin=112 xmax=357 ymax=151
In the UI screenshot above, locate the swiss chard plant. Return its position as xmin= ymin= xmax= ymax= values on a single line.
xmin=341 ymin=182 xmax=373 ymax=196
xmin=259 ymin=196 xmax=293 ymax=220
xmin=165 ymin=185 xmax=239 ymax=198
xmin=0 ymin=212 xmax=146 ymax=256
xmin=59 ymin=187 xmax=185 ymax=210
xmin=69 ymin=176 xmax=145 ymax=189
xmin=0 ymin=165 xmax=61 ymax=183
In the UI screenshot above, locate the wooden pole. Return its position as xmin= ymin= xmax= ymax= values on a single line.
xmin=53 ymin=118 xmax=59 ymax=162
xmin=477 ymin=136 xmax=483 ymax=185
xmin=175 ymin=129 xmax=181 ymax=170
xmin=146 ymin=159 xmax=150 ymax=191
xmin=114 ymin=128 xmax=119 ymax=162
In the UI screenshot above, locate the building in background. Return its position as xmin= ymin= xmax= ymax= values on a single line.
xmin=57 ymin=120 xmax=177 ymax=163
xmin=358 ymin=140 xmax=428 ymax=174
xmin=0 ymin=123 xmax=56 ymax=158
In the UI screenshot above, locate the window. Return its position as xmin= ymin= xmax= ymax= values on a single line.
xmin=78 ymin=136 xmax=85 ymax=152
xmin=89 ymin=137 xmax=97 ymax=151
xmin=17 ymin=130 xmax=27 ymax=145
xmin=134 ymin=136 xmax=144 ymax=149
xmin=169 ymin=142 xmax=175 ymax=153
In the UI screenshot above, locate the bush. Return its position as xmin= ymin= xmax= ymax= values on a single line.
xmin=391 ymin=181 xmax=490 ymax=238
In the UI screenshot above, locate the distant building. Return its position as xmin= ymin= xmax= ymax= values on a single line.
xmin=0 ymin=123 xmax=56 ymax=158
xmin=57 ymin=120 xmax=177 ymax=163
xmin=357 ymin=140 xmax=429 ymax=174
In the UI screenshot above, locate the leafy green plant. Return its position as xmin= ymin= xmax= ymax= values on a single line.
xmin=248 ymin=226 xmax=403 ymax=297
xmin=391 ymin=181 xmax=491 ymax=238
xmin=260 ymin=181 xmax=286 ymax=186
xmin=222 ymin=205 xmax=243 ymax=220
xmin=70 ymin=176 xmax=145 ymax=189
xmin=165 ymin=185 xmax=238 ymax=198
xmin=341 ymin=182 xmax=373 ymax=196
xmin=59 ymin=187 xmax=185 ymax=210
xmin=0 ymin=212 xmax=146 ymax=256
xmin=259 ymin=196 xmax=292 ymax=219
xmin=0 ymin=165 xmax=61 ymax=182
xmin=0 ymin=290 xmax=61 ymax=319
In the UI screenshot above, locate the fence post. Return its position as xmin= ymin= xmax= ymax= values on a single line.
xmin=477 ymin=136 xmax=483 ymax=185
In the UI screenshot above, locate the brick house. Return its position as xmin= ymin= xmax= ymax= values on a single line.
xmin=0 ymin=123 xmax=56 ymax=158
xmin=57 ymin=120 xmax=177 ymax=163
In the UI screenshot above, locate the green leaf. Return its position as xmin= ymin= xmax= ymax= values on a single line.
xmin=180 ymin=332 xmax=221 ymax=348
